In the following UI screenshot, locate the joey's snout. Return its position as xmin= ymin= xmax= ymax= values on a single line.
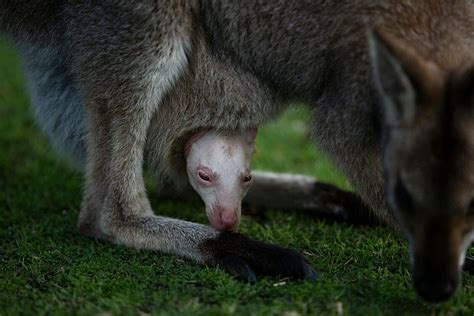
xmin=185 ymin=129 xmax=255 ymax=233
xmin=208 ymin=205 xmax=241 ymax=231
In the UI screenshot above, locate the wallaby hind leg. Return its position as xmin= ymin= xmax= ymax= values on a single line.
xmin=246 ymin=171 xmax=381 ymax=226
xmin=69 ymin=2 xmax=316 ymax=282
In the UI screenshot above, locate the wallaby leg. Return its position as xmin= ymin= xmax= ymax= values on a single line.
xmin=77 ymin=108 xmax=112 ymax=239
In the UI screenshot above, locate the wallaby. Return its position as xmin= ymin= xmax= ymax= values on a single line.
xmin=2 ymin=0 xmax=473 ymax=302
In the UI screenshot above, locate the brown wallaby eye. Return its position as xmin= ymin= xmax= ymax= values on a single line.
xmin=243 ymin=174 xmax=252 ymax=183
xmin=394 ymin=178 xmax=413 ymax=212
xmin=198 ymin=171 xmax=211 ymax=182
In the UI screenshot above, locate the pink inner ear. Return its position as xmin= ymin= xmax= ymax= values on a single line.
xmin=184 ymin=130 xmax=210 ymax=157
xmin=246 ymin=127 xmax=258 ymax=144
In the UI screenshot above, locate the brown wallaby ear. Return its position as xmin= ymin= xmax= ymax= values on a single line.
xmin=369 ymin=30 xmax=422 ymax=127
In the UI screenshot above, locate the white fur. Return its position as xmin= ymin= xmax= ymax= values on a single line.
xmin=186 ymin=130 xmax=255 ymax=231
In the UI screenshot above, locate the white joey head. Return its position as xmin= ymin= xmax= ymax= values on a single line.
xmin=185 ymin=128 xmax=257 ymax=231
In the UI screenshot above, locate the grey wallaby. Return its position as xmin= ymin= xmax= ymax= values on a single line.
xmin=2 ymin=0 xmax=474 ymax=302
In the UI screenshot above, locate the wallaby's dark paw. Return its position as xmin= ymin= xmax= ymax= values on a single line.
xmin=310 ymin=183 xmax=382 ymax=226
xmin=200 ymin=232 xmax=317 ymax=282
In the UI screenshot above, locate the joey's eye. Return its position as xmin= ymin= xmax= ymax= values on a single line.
xmin=243 ymin=174 xmax=253 ymax=183
xmin=198 ymin=171 xmax=211 ymax=182
xmin=394 ymin=178 xmax=413 ymax=211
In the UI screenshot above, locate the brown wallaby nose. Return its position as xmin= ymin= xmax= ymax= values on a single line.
xmin=413 ymin=273 xmax=459 ymax=303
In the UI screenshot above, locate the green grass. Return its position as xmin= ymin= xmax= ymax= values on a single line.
xmin=1 ymin=40 xmax=473 ymax=315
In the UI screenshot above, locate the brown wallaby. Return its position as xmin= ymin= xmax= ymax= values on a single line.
xmin=2 ymin=0 xmax=474 ymax=302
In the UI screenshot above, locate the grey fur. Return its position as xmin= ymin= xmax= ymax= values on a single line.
xmin=18 ymin=43 xmax=88 ymax=165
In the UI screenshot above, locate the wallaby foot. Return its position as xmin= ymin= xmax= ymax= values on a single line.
xmin=306 ymin=183 xmax=383 ymax=227
xmin=245 ymin=171 xmax=381 ymax=226
xmin=201 ymin=232 xmax=317 ymax=282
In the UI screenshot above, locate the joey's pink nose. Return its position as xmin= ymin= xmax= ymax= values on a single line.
xmin=211 ymin=207 xmax=239 ymax=231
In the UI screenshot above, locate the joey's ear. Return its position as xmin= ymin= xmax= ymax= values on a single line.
xmin=369 ymin=30 xmax=421 ymax=127
xmin=184 ymin=129 xmax=210 ymax=157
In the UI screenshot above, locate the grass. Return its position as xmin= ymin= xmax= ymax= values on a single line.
xmin=1 ymin=40 xmax=473 ymax=315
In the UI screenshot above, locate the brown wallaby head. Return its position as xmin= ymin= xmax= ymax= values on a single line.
xmin=370 ymin=29 xmax=474 ymax=302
